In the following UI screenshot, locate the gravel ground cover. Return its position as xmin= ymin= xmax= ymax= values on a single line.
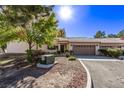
xmin=0 ymin=56 xmax=87 ymax=88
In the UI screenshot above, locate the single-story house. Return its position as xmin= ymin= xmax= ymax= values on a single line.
xmin=4 ymin=37 xmax=124 ymax=55
xmin=57 ymin=37 xmax=124 ymax=55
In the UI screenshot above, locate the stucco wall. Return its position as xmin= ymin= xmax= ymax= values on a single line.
xmin=7 ymin=42 xmax=29 ymax=53
xmin=0 ymin=48 xmax=3 ymax=53
xmin=6 ymin=42 xmax=57 ymax=53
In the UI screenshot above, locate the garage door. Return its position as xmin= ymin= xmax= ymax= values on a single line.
xmin=73 ymin=45 xmax=95 ymax=55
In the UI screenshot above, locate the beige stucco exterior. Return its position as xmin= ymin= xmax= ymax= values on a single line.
xmin=6 ymin=41 xmax=56 ymax=53
xmin=6 ymin=38 xmax=124 ymax=55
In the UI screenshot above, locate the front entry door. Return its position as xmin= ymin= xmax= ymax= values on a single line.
xmin=60 ymin=45 xmax=65 ymax=53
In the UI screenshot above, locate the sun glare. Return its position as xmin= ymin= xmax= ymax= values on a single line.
xmin=59 ymin=6 xmax=73 ymax=20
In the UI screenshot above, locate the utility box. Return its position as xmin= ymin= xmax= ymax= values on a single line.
xmin=38 ymin=54 xmax=55 ymax=64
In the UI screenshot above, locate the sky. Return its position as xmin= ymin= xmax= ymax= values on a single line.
xmin=54 ymin=5 xmax=124 ymax=38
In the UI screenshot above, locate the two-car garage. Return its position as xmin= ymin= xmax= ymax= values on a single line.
xmin=73 ymin=45 xmax=96 ymax=55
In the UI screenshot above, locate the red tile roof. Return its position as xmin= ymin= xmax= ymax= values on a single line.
xmin=58 ymin=37 xmax=124 ymax=44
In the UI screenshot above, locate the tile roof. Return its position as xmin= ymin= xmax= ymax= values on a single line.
xmin=58 ymin=37 xmax=124 ymax=44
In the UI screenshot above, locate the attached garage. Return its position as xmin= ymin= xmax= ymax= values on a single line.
xmin=73 ymin=45 xmax=95 ymax=55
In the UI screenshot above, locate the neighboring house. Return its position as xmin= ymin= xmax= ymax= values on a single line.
xmin=6 ymin=37 xmax=124 ymax=55
xmin=6 ymin=41 xmax=57 ymax=53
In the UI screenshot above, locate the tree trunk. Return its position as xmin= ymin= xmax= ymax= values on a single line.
xmin=28 ymin=41 xmax=32 ymax=51
xmin=36 ymin=44 xmax=38 ymax=50
xmin=27 ymin=41 xmax=33 ymax=63
xmin=1 ymin=48 xmax=5 ymax=53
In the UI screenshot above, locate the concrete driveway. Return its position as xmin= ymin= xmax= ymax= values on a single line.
xmin=78 ymin=56 xmax=124 ymax=88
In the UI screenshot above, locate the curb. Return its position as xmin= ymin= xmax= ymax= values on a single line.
xmin=78 ymin=59 xmax=92 ymax=88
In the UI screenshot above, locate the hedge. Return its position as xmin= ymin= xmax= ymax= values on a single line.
xmin=98 ymin=48 xmax=124 ymax=58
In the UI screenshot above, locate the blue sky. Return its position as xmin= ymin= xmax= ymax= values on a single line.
xmin=54 ymin=5 xmax=124 ymax=37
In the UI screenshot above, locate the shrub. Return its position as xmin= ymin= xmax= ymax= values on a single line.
xmin=70 ymin=50 xmax=74 ymax=55
xmin=65 ymin=50 xmax=69 ymax=53
xmin=65 ymin=50 xmax=74 ymax=58
xmin=26 ymin=50 xmax=45 ymax=63
xmin=108 ymin=48 xmax=123 ymax=58
xmin=98 ymin=48 xmax=108 ymax=56
xmin=57 ymin=50 xmax=61 ymax=54
xmin=68 ymin=56 xmax=76 ymax=61
xmin=122 ymin=50 xmax=124 ymax=55
xmin=26 ymin=50 xmax=45 ymax=56
xmin=26 ymin=49 xmax=33 ymax=63
xmin=98 ymin=48 xmax=123 ymax=58
xmin=65 ymin=50 xmax=70 ymax=58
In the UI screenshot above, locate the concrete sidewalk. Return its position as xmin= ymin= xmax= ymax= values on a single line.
xmin=77 ymin=56 xmax=122 ymax=62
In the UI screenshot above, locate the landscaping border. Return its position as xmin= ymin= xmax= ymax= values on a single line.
xmin=78 ymin=59 xmax=92 ymax=88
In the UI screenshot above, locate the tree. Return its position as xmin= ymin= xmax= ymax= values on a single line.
xmin=107 ymin=34 xmax=118 ymax=38
xmin=94 ymin=31 xmax=106 ymax=38
xmin=0 ymin=44 xmax=7 ymax=53
xmin=1 ymin=6 xmax=58 ymax=62
xmin=57 ymin=28 xmax=66 ymax=37
xmin=117 ymin=30 xmax=124 ymax=38
xmin=0 ymin=13 xmax=17 ymax=53
xmin=32 ymin=12 xmax=58 ymax=49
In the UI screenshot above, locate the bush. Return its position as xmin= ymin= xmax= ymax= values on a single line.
xmin=65 ymin=50 xmax=69 ymax=53
xmin=26 ymin=50 xmax=45 ymax=56
xmin=26 ymin=49 xmax=33 ymax=63
xmin=98 ymin=48 xmax=108 ymax=56
xmin=108 ymin=48 xmax=123 ymax=58
xmin=65 ymin=50 xmax=74 ymax=58
xmin=98 ymin=48 xmax=123 ymax=58
xmin=65 ymin=50 xmax=70 ymax=58
xmin=57 ymin=50 xmax=61 ymax=54
xmin=68 ymin=56 xmax=76 ymax=61
xmin=121 ymin=49 xmax=124 ymax=55
xmin=26 ymin=50 xmax=45 ymax=63
xmin=70 ymin=50 xmax=74 ymax=55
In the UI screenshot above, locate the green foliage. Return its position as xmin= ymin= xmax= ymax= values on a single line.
xmin=0 ymin=5 xmax=58 ymax=63
xmin=32 ymin=12 xmax=58 ymax=47
xmin=0 ymin=13 xmax=18 ymax=52
xmin=65 ymin=50 xmax=74 ymax=58
xmin=0 ymin=43 xmax=7 ymax=53
xmin=98 ymin=48 xmax=108 ymax=56
xmin=94 ymin=31 xmax=106 ymax=38
xmin=47 ymin=45 xmax=57 ymax=50
xmin=107 ymin=30 xmax=124 ymax=38
xmin=68 ymin=56 xmax=76 ymax=61
xmin=26 ymin=49 xmax=45 ymax=63
xmin=57 ymin=50 xmax=61 ymax=54
xmin=117 ymin=30 xmax=124 ymax=38
xmin=66 ymin=52 xmax=70 ymax=58
xmin=57 ymin=28 xmax=66 ymax=37
xmin=98 ymin=48 xmax=123 ymax=58
xmin=107 ymin=34 xmax=118 ymax=38
xmin=26 ymin=49 xmax=33 ymax=63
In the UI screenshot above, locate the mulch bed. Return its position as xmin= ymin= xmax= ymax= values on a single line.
xmin=0 ymin=56 xmax=87 ymax=88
